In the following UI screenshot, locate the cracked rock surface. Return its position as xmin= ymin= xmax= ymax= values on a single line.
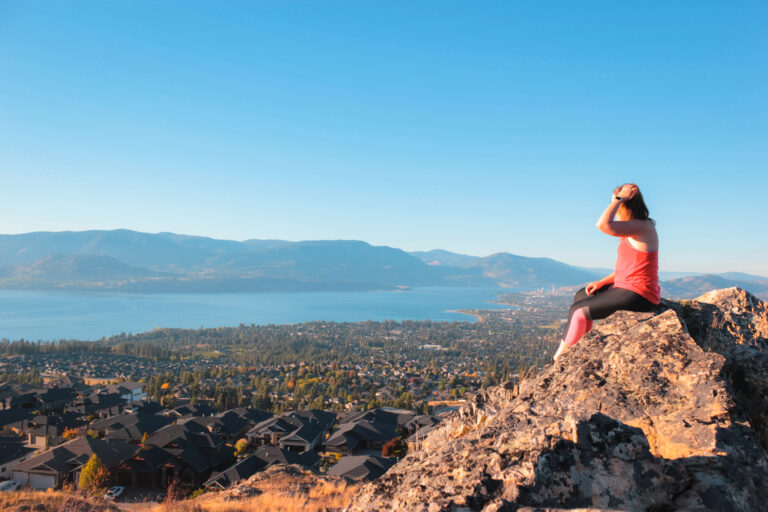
xmin=346 ymin=288 xmax=768 ymax=512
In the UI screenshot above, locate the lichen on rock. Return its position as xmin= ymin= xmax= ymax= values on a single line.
xmin=346 ymin=288 xmax=768 ymax=512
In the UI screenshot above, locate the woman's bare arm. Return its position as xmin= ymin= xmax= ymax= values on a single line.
xmin=595 ymin=185 xmax=652 ymax=237
xmin=586 ymin=272 xmax=615 ymax=295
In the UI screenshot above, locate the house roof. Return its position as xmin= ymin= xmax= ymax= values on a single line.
xmin=92 ymin=412 xmax=173 ymax=440
xmin=135 ymin=422 xmax=234 ymax=475
xmin=35 ymin=387 xmax=76 ymax=405
xmin=13 ymin=437 xmax=137 ymax=476
xmin=326 ymin=455 xmax=396 ymax=481
xmin=219 ymin=407 xmax=273 ymax=424
xmin=125 ymin=400 xmax=163 ymax=415
xmin=251 ymin=445 xmax=320 ymax=469
xmin=167 ymin=404 xmax=217 ymax=418
xmin=116 ymin=382 xmax=143 ymax=391
xmin=0 ymin=408 xmax=33 ymax=428
xmin=325 ymin=421 xmax=397 ymax=448
xmin=124 ymin=445 xmax=170 ymax=473
xmin=247 ymin=416 xmax=305 ymax=437
xmin=204 ymin=454 xmax=268 ymax=488
xmin=340 ymin=408 xmax=415 ymax=428
xmin=193 ymin=411 xmax=249 ymax=437
xmin=403 ymin=415 xmax=441 ymax=433
xmin=279 ymin=422 xmax=323 ymax=445
xmin=32 ymin=412 xmax=87 ymax=429
xmin=406 ymin=423 xmax=439 ymax=442
xmin=0 ymin=438 xmax=36 ymax=465
xmin=146 ymin=422 xmax=224 ymax=451
xmin=281 ymin=409 xmax=336 ymax=430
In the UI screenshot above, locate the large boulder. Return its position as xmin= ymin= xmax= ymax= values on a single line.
xmin=346 ymin=288 xmax=768 ymax=511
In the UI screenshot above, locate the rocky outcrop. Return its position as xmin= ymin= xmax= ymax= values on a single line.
xmin=347 ymin=288 xmax=768 ymax=512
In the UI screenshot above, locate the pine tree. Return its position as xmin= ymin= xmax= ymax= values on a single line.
xmin=79 ymin=453 xmax=108 ymax=492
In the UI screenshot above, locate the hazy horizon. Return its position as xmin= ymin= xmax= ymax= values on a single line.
xmin=0 ymin=227 xmax=765 ymax=279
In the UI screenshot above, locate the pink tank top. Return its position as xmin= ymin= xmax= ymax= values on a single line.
xmin=614 ymin=237 xmax=660 ymax=304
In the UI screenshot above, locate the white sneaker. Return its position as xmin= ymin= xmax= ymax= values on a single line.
xmin=553 ymin=340 xmax=567 ymax=361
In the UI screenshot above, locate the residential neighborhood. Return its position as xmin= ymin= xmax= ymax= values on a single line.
xmin=0 ymin=308 xmax=562 ymax=500
xmin=0 ymin=378 xmax=444 ymax=499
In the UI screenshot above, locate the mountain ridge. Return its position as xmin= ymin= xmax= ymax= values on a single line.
xmin=0 ymin=230 xmax=595 ymax=292
xmin=0 ymin=230 xmax=763 ymax=296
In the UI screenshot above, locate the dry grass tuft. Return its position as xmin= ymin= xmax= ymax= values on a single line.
xmin=0 ymin=490 xmax=120 ymax=512
xmin=155 ymin=465 xmax=360 ymax=512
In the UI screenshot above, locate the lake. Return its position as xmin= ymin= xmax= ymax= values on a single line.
xmin=0 ymin=287 xmax=512 ymax=341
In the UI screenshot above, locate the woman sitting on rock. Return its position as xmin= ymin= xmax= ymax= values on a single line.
xmin=554 ymin=183 xmax=660 ymax=361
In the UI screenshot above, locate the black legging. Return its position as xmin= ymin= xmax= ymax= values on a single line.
xmin=563 ymin=284 xmax=655 ymax=337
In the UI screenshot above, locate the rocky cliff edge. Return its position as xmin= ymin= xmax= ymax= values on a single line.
xmin=346 ymin=288 xmax=768 ymax=512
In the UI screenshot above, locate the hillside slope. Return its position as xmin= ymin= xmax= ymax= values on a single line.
xmin=347 ymin=288 xmax=768 ymax=511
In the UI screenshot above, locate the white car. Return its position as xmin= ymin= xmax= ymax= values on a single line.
xmin=104 ymin=486 xmax=125 ymax=500
xmin=0 ymin=480 xmax=20 ymax=492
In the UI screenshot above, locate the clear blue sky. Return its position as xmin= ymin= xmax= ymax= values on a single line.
xmin=1 ymin=1 xmax=766 ymax=274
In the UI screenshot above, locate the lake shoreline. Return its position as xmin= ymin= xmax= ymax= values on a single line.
xmin=0 ymin=287 xmax=513 ymax=342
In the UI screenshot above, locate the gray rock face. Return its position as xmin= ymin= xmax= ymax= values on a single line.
xmin=346 ymin=288 xmax=768 ymax=512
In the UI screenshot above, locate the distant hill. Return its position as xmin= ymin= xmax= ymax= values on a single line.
xmin=412 ymin=250 xmax=603 ymax=289
xmin=0 ymin=230 xmax=761 ymax=294
xmin=409 ymin=249 xmax=480 ymax=268
xmin=661 ymin=274 xmax=768 ymax=300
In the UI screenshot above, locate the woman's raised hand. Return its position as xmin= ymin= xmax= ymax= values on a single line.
xmin=615 ymin=184 xmax=637 ymax=202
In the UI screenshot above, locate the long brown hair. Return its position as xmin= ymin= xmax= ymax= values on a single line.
xmin=614 ymin=183 xmax=655 ymax=224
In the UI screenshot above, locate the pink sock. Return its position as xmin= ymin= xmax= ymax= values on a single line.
xmin=564 ymin=307 xmax=591 ymax=347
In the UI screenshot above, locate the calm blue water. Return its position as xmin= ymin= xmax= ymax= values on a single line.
xmin=0 ymin=287 xmax=511 ymax=341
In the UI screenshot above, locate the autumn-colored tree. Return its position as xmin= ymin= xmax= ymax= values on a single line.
xmin=78 ymin=453 xmax=108 ymax=492
xmin=141 ymin=432 xmax=150 ymax=447
xmin=62 ymin=427 xmax=79 ymax=440
xmin=381 ymin=438 xmax=407 ymax=458
xmin=234 ymin=438 xmax=249 ymax=456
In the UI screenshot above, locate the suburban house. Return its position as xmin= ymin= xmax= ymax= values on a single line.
xmin=324 ymin=407 xmax=415 ymax=454
xmin=90 ymin=412 xmax=173 ymax=443
xmin=187 ymin=408 xmax=271 ymax=444
xmin=24 ymin=412 xmax=88 ymax=449
xmin=123 ymin=399 xmax=164 ymax=415
xmin=203 ymin=445 xmax=320 ymax=489
xmin=324 ymin=420 xmax=397 ymax=454
xmin=113 ymin=421 xmax=235 ymax=488
xmin=277 ymin=421 xmax=325 ymax=453
xmin=406 ymin=422 xmax=440 ymax=453
xmin=0 ymin=436 xmax=36 ymax=480
xmin=246 ymin=415 xmax=308 ymax=446
xmin=326 ymin=454 xmax=396 ymax=481
xmin=245 ymin=409 xmax=335 ymax=448
xmin=12 ymin=437 xmax=137 ymax=490
xmin=34 ymin=388 xmax=77 ymax=413
xmin=0 ymin=408 xmax=34 ymax=435
xmin=402 ymin=414 xmax=441 ymax=436
xmin=0 ymin=383 xmax=40 ymax=410
xmin=105 ymin=382 xmax=146 ymax=402
xmin=203 ymin=453 xmax=268 ymax=489
xmin=65 ymin=392 xmax=126 ymax=419
xmin=165 ymin=404 xmax=217 ymax=420
xmin=285 ymin=409 xmax=336 ymax=430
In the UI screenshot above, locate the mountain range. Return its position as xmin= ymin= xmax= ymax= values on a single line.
xmin=0 ymin=230 xmax=765 ymax=298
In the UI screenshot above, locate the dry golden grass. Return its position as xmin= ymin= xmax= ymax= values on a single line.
xmin=0 ymin=467 xmax=359 ymax=512
xmin=155 ymin=466 xmax=360 ymax=512
xmin=0 ymin=489 xmax=120 ymax=512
